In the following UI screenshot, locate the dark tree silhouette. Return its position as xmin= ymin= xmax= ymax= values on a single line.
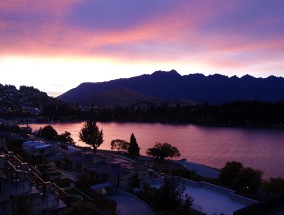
xmin=234 ymin=167 xmax=262 ymax=194
xmin=57 ymin=131 xmax=74 ymax=144
xmin=219 ymin=161 xmax=262 ymax=195
xmin=146 ymin=142 xmax=180 ymax=160
xmin=79 ymin=121 xmax=103 ymax=152
xmin=264 ymin=177 xmax=284 ymax=195
xmin=219 ymin=161 xmax=243 ymax=186
xmin=111 ymin=139 xmax=129 ymax=153
xmin=143 ymin=177 xmax=193 ymax=214
xmin=38 ymin=125 xmax=58 ymax=140
xmin=128 ymin=133 xmax=140 ymax=156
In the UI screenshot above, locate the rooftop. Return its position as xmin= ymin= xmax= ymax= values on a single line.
xmin=23 ymin=140 xmax=50 ymax=150
xmin=234 ymin=193 xmax=284 ymax=215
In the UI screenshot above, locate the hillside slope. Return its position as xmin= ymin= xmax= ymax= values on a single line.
xmin=58 ymin=70 xmax=284 ymax=105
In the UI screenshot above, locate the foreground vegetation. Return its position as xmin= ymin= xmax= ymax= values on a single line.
xmin=141 ymin=177 xmax=195 ymax=215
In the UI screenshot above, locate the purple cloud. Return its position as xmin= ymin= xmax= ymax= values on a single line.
xmin=0 ymin=0 xmax=284 ymax=80
xmin=67 ymin=0 xmax=178 ymax=32
xmin=201 ymin=0 xmax=284 ymax=40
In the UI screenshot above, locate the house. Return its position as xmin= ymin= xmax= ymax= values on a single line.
xmin=82 ymin=154 xmax=159 ymax=194
xmin=22 ymin=141 xmax=51 ymax=156
xmin=234 ymin=193 xmax=284 ymax=215
xmin=61 ymin=151 xmax=94 ymax=173
xmin=0 ymin=152 xmax=67 ymax=215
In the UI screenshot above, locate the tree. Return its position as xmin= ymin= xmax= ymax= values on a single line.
xmin=57 ymin=131 xmax=74 ymax=144
xmin=264 ymin=177 xmax=284 ymax=195
xmin=143 ymin=177 xmax=193 ymax=214
xmin=79 ymin=121 xmax=103 ymax=152
xmin=146 ymin=142 xmax=180 ymax=160
xmin=233 ymin=167 xmax=262 ymax=194
xmin=128 ymin=133 xmax=140 ymax=156
xmin=219 ymin=161 xmax=262 ymax=195
xmin=38 ymin=125 xmax=58 ymax=140
xmin=219 ymin=161 xmax=243 ymax=186
xmin=111 ymin=139 xmax=129 ymax=153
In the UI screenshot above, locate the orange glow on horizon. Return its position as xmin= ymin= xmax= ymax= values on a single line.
xmin=1 ymin=55 xmax=228 ymax=96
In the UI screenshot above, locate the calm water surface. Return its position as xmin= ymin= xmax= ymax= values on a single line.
xmin=28 ymin=122 xmax=284 ymax=178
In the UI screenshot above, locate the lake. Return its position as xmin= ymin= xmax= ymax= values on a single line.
xmin=27 ymin=122 xmax=284 ymax=178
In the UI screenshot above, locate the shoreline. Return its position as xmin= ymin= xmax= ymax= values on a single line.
xmin=12 ymin=116 xmax=284 ymax=130
xmin=15 ymin=121 xmax=284 ymax=179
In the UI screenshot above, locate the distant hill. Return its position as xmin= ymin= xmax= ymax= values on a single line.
xmin=0 ymin=84 xmax=64 ymax=116
xmin=58 ymin=70 xmax=284 ymax=105
xmin=0 ymin=85 xmax=57 ymax=106
xmin=82 ymin=88 xmax=164 ymax=108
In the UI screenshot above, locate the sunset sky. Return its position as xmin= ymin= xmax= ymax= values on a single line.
xmin=1 ymin=0 xmax=284 ymax=96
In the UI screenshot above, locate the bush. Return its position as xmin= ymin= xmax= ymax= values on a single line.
xmin=75 ymin=184 xmax=116 ymax=212
xmin=38 ymin=125 xmax=58 ymax=140
xmin=142 ymin=177 xmax=194 ymax=214
xmin=219 ymin=161 xmax=263 ymax=195
xmin=219 ymin=161 xmax=243 ymax=186
xmin=264 ymin=177 xmax=284 ymax=195
xmin=233 ymin=167 xmax=262 ymax=195
xmin=55 ymin=178 xmax=73 ymax=188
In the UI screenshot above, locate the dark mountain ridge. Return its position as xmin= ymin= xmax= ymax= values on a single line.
xmin=82 ymin=87 xmax=164 ymax=108
xmin=58 ymin=70 xmax=284 ymax=105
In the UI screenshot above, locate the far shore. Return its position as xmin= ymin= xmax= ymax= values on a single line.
xmin=16 ymin=118 xmax=284 ymax=130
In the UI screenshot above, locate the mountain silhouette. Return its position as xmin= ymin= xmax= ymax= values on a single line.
xmin=58 ymin=70 xmax=284 ymax=106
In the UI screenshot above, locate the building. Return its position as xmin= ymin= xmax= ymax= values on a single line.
xmin=82 ymin=153 xmax=158 ymax=195
xmin=234 ymin=193 xmax=284 ymax=215
xmin=22 ymin=141 xmax=51 ymax=156
xmin=0 ymin=152 xmax=67 ymax=215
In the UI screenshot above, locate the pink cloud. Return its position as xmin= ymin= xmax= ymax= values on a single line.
xmin=0 ymin=0 xmax=284 ymax=78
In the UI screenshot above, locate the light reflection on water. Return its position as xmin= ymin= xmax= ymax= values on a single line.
xmin=27 ymin=122 xmax=284 ymax=178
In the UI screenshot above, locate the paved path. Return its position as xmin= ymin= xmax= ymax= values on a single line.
xmin=111 ymin=195 xmax=152 ymax=215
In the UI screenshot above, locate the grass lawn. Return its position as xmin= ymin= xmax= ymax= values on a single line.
xmin=151 ymin=160 xmax=188 ymax=174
